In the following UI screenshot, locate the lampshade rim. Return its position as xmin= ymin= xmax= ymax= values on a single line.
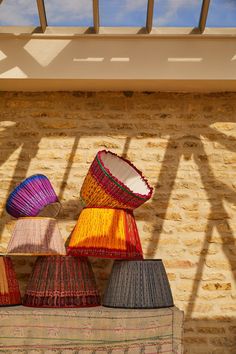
xmin=0 ymin=303 xmax=21 ymax=307
xmin=114 ymin=259 xmax=163 ymax=262
xmin=97 ymin=150 xmax=153 ymax=200
xmin=6 ymin=252 xmax=66 ymax=256
xmin=37 ymin=201 xmax=61 ymax=218
xmin=17 ymin=216 xmax=57 ymax=221
xmin=102 ymin=304 xmax=175 ymax=309
xmin=23 ymin=304 xmax=100 ymax=308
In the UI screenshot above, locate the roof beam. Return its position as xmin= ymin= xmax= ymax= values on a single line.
xmin=146 ymin=0 xmax=154 ymax=33
xmin=198 ymin=0 xmax=210 ymax=33
xmin=36 ymin=0 xmax=47 ymax=32
xmin=93 ymin=0 xmax=100 ymax=34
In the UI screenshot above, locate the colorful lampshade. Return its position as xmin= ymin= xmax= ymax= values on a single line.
xmin=7 ymin=217 xmax=66 ymax=255
xmin=0 ymin=256 xmax=21 ymax=306
xmin=67 ymin=208 xmax=143 ymax=259
xmin=6 ymin=174 xmax=61 ymax=218
xmin=103 ymin=260 xmax=174 ymax=309
xmin=80 ymin=150 xmax=153 ymax=209
xmin=23 ymin=256 xmax=101 ymax=308
xmin=67 ymin=150 xmax=152 ymax=259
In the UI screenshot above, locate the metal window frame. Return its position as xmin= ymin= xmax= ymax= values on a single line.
xmin=146 ymin=0 xmax=154 ymax=33
xmin=36 ymin=0 xmax=47 ymax=32
xmin=198 ymin=0 xmax=211 ymax=33
xmin=93 ymin=0 xmax=99 ymax=34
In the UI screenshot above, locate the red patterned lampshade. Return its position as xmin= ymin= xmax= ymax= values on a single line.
xmin=0 ymin=256 xmax=21 ymax=306
xmin=23 ymin=256 xmax=101 ymax=308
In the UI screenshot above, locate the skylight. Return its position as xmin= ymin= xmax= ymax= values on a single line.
xmin=0 ymin=0 xmax=39 ymax=26
xmin=44 ymin=0 xmax=93 ymax=27
xmin=206 ymin=0 xmax=236 ymax=27
xmin=153 ymin=0 xmax=202 ymax=27
xmin=100 ymin=0 xmax=147 ymax=27
xmin=0 ymin=0 xmax=235 ymax=34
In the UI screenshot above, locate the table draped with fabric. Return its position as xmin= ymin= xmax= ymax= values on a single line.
xmin=0 ymin=306 xmax=183 ymax=353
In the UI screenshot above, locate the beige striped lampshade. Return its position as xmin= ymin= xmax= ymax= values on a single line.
xmin=7 ymin=217 xmax=66 ymax=255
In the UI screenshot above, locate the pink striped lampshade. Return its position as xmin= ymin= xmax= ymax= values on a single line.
xmin=7 ymin=217 xmax=66 ymax=255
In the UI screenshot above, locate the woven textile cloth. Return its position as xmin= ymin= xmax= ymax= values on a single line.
xmin=23 ymin=256 xmax=100 ymax=308
xmin=7 ymin=217 xmax=66 ymax=255
xmin=6 ymin=174 xmax=61 ymax=218
xmin=0 ymin=306 xmax=183 ymax=353
xmin=0 ymin=256 xmax=21 ymax=306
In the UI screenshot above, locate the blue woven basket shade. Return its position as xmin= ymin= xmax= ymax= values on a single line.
xmin=103 ymin=260 xmax=174 ymax=309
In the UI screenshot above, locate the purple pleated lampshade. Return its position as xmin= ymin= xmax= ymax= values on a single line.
xmin=6 ymin=174 xmax=61 ymax=218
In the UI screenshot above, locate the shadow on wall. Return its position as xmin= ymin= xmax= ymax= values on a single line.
xmin=184 ymin=317 xmax=236 ymax=354
xmin=0 ymin=91 xmax=236 ymax=351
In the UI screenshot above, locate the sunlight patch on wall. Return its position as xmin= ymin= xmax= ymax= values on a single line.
xmin=24 ymin=39 xmax=70 ymax=67
xmin=0 ymin=50 xmax=7 ymax=61
xmin=0 ymin=66 xmax=27 ymax=78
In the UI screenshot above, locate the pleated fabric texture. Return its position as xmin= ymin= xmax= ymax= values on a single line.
xmin=68 ymin=150 xmax=153 ymax=259
xmin=7 ymin=217 xmax=66 ymax=255
xmin=67 ymin=208 xmax=143 ymax=259
xmin=0 ymin=256 xmax=21 ymax=306
xmin=6 ymin=174 xmax=61 ymax=218
xmin=103 ymin=260 xmax=174 ymax=309
xmin=80 ymin=150 xmax=153 ymax=209
xmin=23 ymin=256 xmax=101 ymax=308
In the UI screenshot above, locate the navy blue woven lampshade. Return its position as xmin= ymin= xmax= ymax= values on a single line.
xmin=103 ymin=260 xmax=174 ymax=309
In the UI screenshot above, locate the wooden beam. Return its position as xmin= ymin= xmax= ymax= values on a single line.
xmin=146 ymin=0 xmax=154 ymax=33
xmin=198 ymin=0 xmax=210 ymax=33
xmin=93 ymin=0 xmax=99 ymax=34
xmin=36 ymin=0 xmax=47 ymax=32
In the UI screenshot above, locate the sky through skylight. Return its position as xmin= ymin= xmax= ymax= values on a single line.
xmin=0 ymin=0 xmax=235 ymax=27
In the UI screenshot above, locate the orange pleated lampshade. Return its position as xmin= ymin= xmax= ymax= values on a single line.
xmin=67 ymin=150 xmax=153 ymax=259
xmin=0 ymin=256 xmax=21 ymax=306
xmin=67 ymin=208 xmax=143 ymax=259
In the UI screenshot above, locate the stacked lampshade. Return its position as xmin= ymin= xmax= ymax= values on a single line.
xmin=103 ymin=260 xmax=174 ymax=309
xmin=66 ymin=150 xmax=174 ymax=309
xmin=0 ymin=256 xmax=21 ymax=306
xmin=67 ymin=150 xmax=153 ymax=259
xmin=6 ymin=174 xmax=65 ymax=256
xmin=23 ymin=256 xmax=100 ymax=308
xmin=3 ymin=151 xmax=174 ymax=311
xmin=6 ymin=174 xmax=61 ymax=218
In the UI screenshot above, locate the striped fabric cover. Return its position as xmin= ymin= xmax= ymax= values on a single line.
xmin=67 ymin=208 xmax=143 ymax=259
xmin=6 ymin=174 xmax=60 ymax=218
xmin=80 ymin=150 xmax=153 ymax=210
xmin=0 ymin=306 xmax=183 ymax=353
xmin=0 ymin=257 xmax=21 ymax=306
xmin=7 ymin=217 xmax=66 ymax=256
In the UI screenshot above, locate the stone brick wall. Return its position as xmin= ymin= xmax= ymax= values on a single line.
xmin=0 ymin=91 xmax=236 ymax=353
